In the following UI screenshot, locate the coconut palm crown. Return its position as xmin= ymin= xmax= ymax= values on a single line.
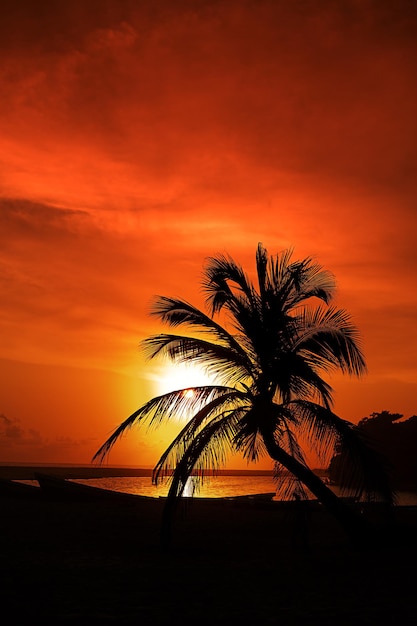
xmin=94 ymin=243 xmax=394 ymax=543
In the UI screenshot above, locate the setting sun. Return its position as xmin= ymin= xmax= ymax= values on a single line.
xmin=155 ymin=363 xmax=218 ymax=397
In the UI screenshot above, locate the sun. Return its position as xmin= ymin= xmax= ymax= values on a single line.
xmin=155 ymin=362 xmax=218 ymax=397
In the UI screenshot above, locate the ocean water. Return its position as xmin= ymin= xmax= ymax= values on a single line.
xmin=70 ymin=475 xmax=417 ymax=505
xmin=74 ymin=475 xmax=279 ymax=499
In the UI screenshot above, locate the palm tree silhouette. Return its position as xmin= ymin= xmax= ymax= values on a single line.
xmin=94 ymin=243 xmax=393 ymax=546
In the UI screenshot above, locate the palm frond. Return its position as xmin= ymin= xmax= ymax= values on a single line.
xmin=158 ymin=410 xmax=242 ymax=548
xmin=270 ymin=247 xmax=295 ymax=295
xmin=329 ymin=419 xmax=395 ymax=504
xmin=152 ymin=390 xmax=246 ymax=484
xmin=279 ymin=420 xmax=308 ymax=466
xmin=92 ymin=386 xmax=231 ymax=463
xmin=233 ymin=406 xmax=269 ymax=462
xmin=273 ymin=464 xmax=310 ymax=501
xmin=261 ymin=249 xmax=335 ymax=313
xmin=292 ymin=400 xmax=394 ymax=503
xmin=286 ymin=400 xmax=341 ymax=466
xmin=159 ymin=410 xmax=241 ymax=499
xmin=141 ymin=333 xmax=254 ymax=386
xmin=286 ymin=257 xmax=336 ymax=306
xmin=270 ymin=412 xmax=310 ymax=501
xmin=203 ymin=252 xmax=258 ymax=316
xmin=147 ymin=297 xmax=255 ymax=373
xmin=294 ymin=305 xmax=367 ymax=376
xmin=149 ymin=296 xmax=233 ymax=340
xmin=255 ymin=242 xmax=269 ymax=302
xmin=269 ymin=353 xmax=335 ymax=407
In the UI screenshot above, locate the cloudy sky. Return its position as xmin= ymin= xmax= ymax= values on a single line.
xmin=1 ymin=0 xmax=416 ymax=468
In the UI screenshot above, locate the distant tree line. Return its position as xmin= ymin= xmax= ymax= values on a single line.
xmin=328 ymin=411 xmax=417 ymax=491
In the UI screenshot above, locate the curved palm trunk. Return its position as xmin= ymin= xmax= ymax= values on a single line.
xmin=261 ymin=429 xmax=373 ymax=545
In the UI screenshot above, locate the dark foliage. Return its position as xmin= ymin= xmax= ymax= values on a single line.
xmin=328 ymin=411 xmax=417 ymax=490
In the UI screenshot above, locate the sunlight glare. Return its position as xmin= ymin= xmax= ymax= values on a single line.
xmin=155 ymin=363 xmax=218 ymax=396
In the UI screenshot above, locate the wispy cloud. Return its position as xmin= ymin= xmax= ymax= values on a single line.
xmin=0 ymin=412 xmax=95 ymax=462
xmin=1 ymin=1 xmax=416 ymax=463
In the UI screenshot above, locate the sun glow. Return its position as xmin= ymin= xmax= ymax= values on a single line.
xmin=155 ymin=363 xmax=218 ymax=397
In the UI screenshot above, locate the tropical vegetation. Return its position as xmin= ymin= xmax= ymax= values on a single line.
xmin=94 ymin=243 xmax=394 ymax=545
xmin=329 ymin=410 xmax=417 ymax=490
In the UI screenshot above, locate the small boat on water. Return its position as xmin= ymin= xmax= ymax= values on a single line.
xmin=161 ymin=492 xmax=276 ymax=504
xmin=0 ymin=477 xmax=42 ymax=499
xmin=223 ymin=492 xmax=276 ymax=502
xmin=34 ymin=472 xmax=155 ymax=502
xmin=34 ymin=472 xmax=277 ymax=505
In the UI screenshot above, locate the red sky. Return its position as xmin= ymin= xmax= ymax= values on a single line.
xmin=1 ymin=0 xmax=416 ymax=469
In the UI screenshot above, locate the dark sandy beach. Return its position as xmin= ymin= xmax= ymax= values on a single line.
xmin=1 ymin=474 xmax=417 ymax=625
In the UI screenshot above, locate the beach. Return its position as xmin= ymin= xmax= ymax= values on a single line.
xmin=1 ymin=472 xmax=417 ymax=624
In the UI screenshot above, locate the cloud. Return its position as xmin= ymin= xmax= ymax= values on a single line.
xmin=1 ymin=1 xmax=417 ymax=210
xmin=0 ymin=412 xmax=95 ymax=461
xmin=0 ymin=198 xmax=160 ymax=368
xmin=0 ymin=1 xmax=416 ymax=465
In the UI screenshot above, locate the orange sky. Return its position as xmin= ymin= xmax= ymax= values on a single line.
xmin=1 ymin=0 xmax=416 ymax=469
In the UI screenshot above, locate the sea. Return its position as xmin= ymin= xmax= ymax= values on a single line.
xmin=67 ymin=474 xmax=417 ymax=505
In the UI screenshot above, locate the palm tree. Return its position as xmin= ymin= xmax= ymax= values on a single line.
xmin=93 ymin=243 xmax=393 ymax=546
